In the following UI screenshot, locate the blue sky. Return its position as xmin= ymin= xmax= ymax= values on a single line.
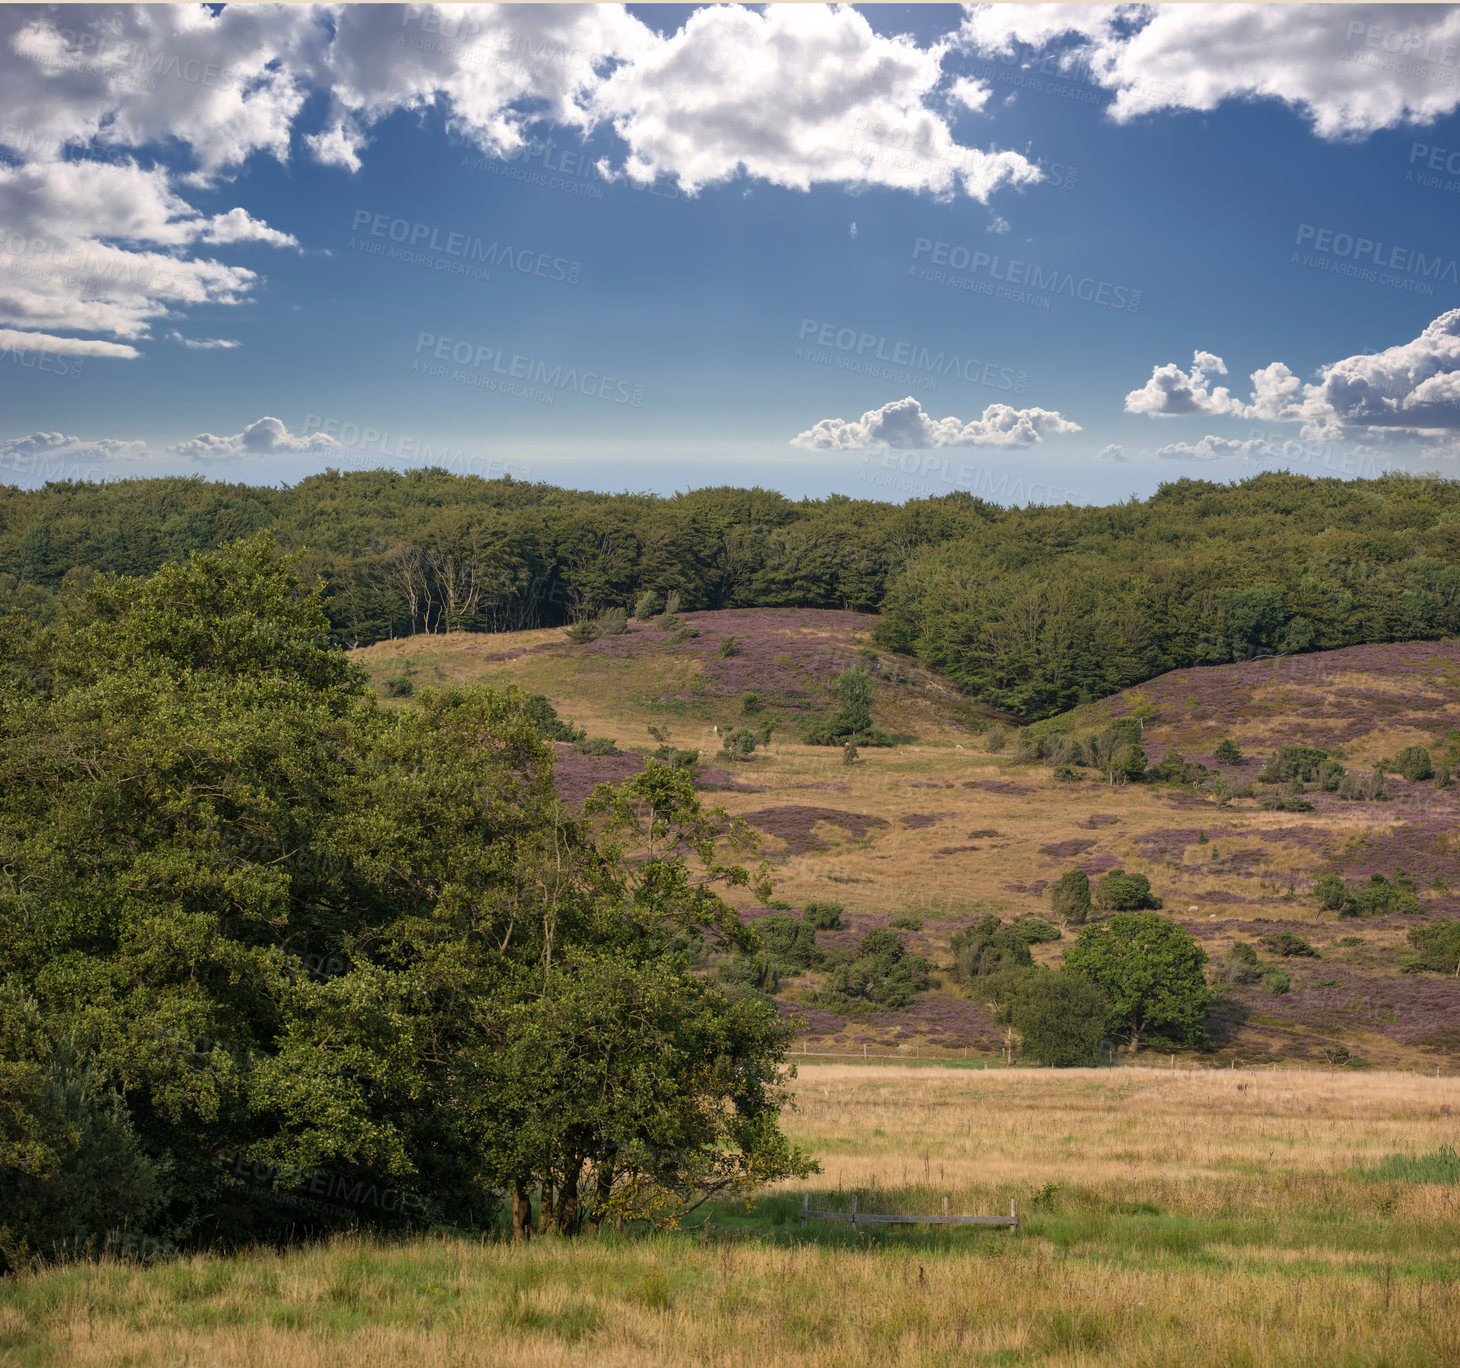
xmin=4 ymin=3 xmax=1460 ymax=503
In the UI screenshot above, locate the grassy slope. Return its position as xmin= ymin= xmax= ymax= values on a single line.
xmin=7 ymin=1065 xmax=1459 ymax=1367
xmin=350 ymin=615 xmax=1460 ymax=1072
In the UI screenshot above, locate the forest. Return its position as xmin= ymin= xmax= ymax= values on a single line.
xmin=3 ymin=467 xmax=1459 ymax=718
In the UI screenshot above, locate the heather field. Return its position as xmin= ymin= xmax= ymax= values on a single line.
xmin=6 ymin=1065 xmax=1458 ymax=1368
xmin=352 ymin=616 xmax=1460 ymax=1072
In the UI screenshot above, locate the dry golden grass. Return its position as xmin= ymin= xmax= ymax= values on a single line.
xmin=8 ymin=1065 xmax=1459 ymax=1367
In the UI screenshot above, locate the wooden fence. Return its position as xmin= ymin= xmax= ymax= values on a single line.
xmin=800 ymin=1192 xmax=1018 ymax=1230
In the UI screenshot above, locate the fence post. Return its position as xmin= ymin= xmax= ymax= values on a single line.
xmin=801 ymin=1192 xmax=808 ymax=1230
xmin=943 ymin=1196 xmax=949 ymax=1216
xmin=851 ymin=1194 xmax=858 ymax=1230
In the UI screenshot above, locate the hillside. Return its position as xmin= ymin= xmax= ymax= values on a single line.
xmin=352 ymin=617 xmax=1460 ymax=1071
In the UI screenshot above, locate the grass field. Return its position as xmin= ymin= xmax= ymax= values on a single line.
xmin=6 ymin=1064 xmax=1458 ymax=1367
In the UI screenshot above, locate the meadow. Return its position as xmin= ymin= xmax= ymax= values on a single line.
xmin=5 ymin=1063 xmax=1458 ymax=1367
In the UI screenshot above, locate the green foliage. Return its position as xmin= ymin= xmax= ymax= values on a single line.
xmin=804 ymin=668 xmax=894 ymax=747
xmin=889 ymin=916 xmax=923 ymax=931
xmin=1259 ymin=746 xmax=1331 ymax=784
xmin=1321 ymin=873 xmax=1422 ymax=919
xmin=382 ymin=675 xmax=414 ymax=698
xmin=740 ymin=691 xmax=762 ymax=715
xmin=997 ymin=970 xmax=1107 ymax=1067
xmin=717 ymin=635 xmax=741 ymax=658
xmin=1261 ymin=794 xmax=1316 ymax=812
xmin=718 ymin=729 xmax=758 ymax=762
xmin=1149 ymin=749 xmax=1212 ymax=787
xmin=1337 ymin=767 xmax=1387 ymax=801
xmin=841 ymin=742 xmax=859 ymax=766
xmin=1094 ymin=870 xmax=1162 ymax=912
xmin=749 ymin=915 xmax=823 ymax=972
xmin=1260 ymin=933 xmax=1319 ymax=958
xmin=1061 ymin=913 xmax=1210 ymax=1050
xmin=816 ymin=929 xmax=931 ymax=1013
xmin=0 ymin=537 xmax=812 ymax=1255
xmin=633 ymin=591 xmax=661 ymax=621
xmin=1390 ymin=745 xmax=1435 ymax=782
xmin=1260 ymin=967 xmax=1292 ymax=995
xmin=949 ymin=916 xmax=1033 ymax=988
xmin=596 ymin=607 xmax=628 ymax=636
xmin=983 ymin=724 xmax=1009 ymax=753
xmin=1315 ymin=873 xmax=1348 ymax=912
xmin=1357 ymin=1146 xmax=1460 ymax=1184
xmin=649 ymin=745 xmax=699 ymax=770
xmin=1213 ymin=738 xmax=1243 ymax=764
xmin=576 ymin=735 xmax=622 ymax=756
xmin=1011 ymin=916 xmax=1062 ymax=944
xmin=1403 ymin=920 xmax=1460 ymax=974
xmin=1050 ymin=870 xmax=1092 ymax=926
xmin=523 ymin=692 xmax=583 ymax=743
xmin=801 ymin=901 xmax=843 ymax=931
xmin=563 ymin=620 xmax=600 ymax=644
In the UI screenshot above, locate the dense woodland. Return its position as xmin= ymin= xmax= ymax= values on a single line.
xmin=3 ymin=468 xmax=1459 ymax=717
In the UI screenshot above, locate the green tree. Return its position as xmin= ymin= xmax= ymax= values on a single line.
xmin=1050 ymin=870 xmax=1092 ymax=926
xmin=1094 ymin=870 xmax=1163 ymax=911
xmin=1061 ymin=913 xmax=1209 ymax=1051
xmin=998 ymin=970 xmax=1108 ymax=1067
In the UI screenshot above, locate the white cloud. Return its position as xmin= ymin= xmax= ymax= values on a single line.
xmin=1153 ymin=435 xmax=1271 ymax=462
xmin=1124 ymin=350 xmax=1245 ymax=417
xmin=949 ymin=75 xmax=993 ymax=113
xmin=0 ymin=328 xmax=140 ymax=359
xmin=1096 ymin=443 xmax=1127 ymax=462
xmin=0 ymin=430 xmax=148 ymax=476
xmin=791 ymin=395 xmax=1080 ymax=450
xmin=591 ymin=5 xmax=1039 ymax=200
xmin=169 ymin=415 xmax=338 ymax=461
xmin=166 ymin=331 xmax=240 ymax=350
xmin=957 ymin=4 xmax=1460 ymax=138
xmin=1127 ymin=310 xmax=1460 ymax=441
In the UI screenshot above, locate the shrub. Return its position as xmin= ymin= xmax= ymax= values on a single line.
xmin=719 ymin=728 xmax=758 ymax=762
xmin=801 ymin=901 xmax=843 ymax=931
xmin=563 ymin=621 xmax=600 ymax=644
xmin=1403 ymin=920 xmax=1460 ymax=975
xmin=1335 ymin=935 xmax=1365 ymax=947
xmin=1391 ymin=745 xmax=1435 ymax=782
xmin=984 ymin=725 xmax=1008 ymax=753
xmin=751 ymin=914 xmax=823 ymax=972
xmin=383 ymin=676 xmax=414 ymax=698
xmin=816 ymin=928 xmax=930 ymax=1012
xmin=999 ymin=970 xmax=1108 ymax=1067
xmin=632 ymin=590 xmax=661 ymax=621
xmin=1260 ymin=967 xmax=1291 ymax=995
xmin=649 ymin=745 xmax=699 ymax=770
xmin=1262 ymin=794 xmax=1316 ymax=812
xmin=718 ymin=955 xmax=780 ymax=996
xmin=740 ymin=691 xmax=762 ymax=715
xmin=596 ymin=607 xmax=628 ymax=636
xmin=758 ymin=718 xmax=779 ymax=746
xmin=1053 ymin=763 xmax=1082 ymax=782
xmin=576 ymin=735 xmax=621 ymax=756
xmin=667 ymin=627 xmax=699 ymax=643
xmin=1211 ymin=940 xmax=1261 ymax=986
xmin=1094 ymin=869 xmax=1162 ymax=912
xmin=717 ymin=635 xmax=741 ymax=659
xmin=524 ymin=694 xmax=584 ymax=744
xmin=1338 ymin=767 xmax=1387 ymax=802
xmin=1213 ymin=738 xmax=1243 ymax=764
xmin=1011 ymin=916 xmax=1062 ymax=944
xmin=1260 ymin=932 xmax=1319 ymax=958
xmin=663 ymin=590 xmax=682 ymax=617
xmin=1437 ymin=764 xmax=1454 ymax=790
xmin=1316 ymin=760 xmax=1346 ymax=791
xmin=1259 ymin=745 xmax=1330 ymax=784
xmin=890 ymin=916 xmax=923 ymax=931
xmin=841 ymin=742 xmax=859 ymax=766
xmin=1051 ymin=869 xmax=1092 ymax=926
xmin=950 ymin=916 xmax=1033 ymax=986
xmin=1315 ymin=873 xmax=1347 ymax=912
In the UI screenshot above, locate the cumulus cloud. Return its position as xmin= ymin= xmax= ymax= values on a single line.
xmin=1152 ymin=435 xmax=1273 ymax=462
xmin=169 ymin=415 xmax=338 ymax=461
xmin=1124 ymin=350 xmax=1246 ymax=418
xmin=957 ymin=4 xmax=1460 ymax=138
xmin=1127 ymin=310 xmax=1460 ymax=440
xmin=0 ymin=328 xmax=140 ymax=359
xmin=791 ymin=395 xmax=1080 ymax=451
xmin=0 ymin=430 xmax=148 ymax=477
xmin=1096 ymin=443 xmax=1127 ymax=462
xmin=166 ymin=330 xmax=240 ymax=350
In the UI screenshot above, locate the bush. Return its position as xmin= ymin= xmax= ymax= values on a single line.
xmin=1316 ymin=760 xmax=1346 ymax=791
xmin=1404 ymin=920 xmax=1460 ymax=974
xmin=984 ymin=724 xmax=1008 ymax=753
xmin=751 ymin=914 xmax=823 ymax=972
xmin=950 ymin=916 xmax=1033 ymax=986
xmin=802 ymin=901 xmax=843 ymax=931
xmin=1259 ymin=745 xmax=1330 ymax=784
xmin=717 ymin=635 xmax=741 ymax=659
xmin=1260 ymin=967 xmax=1292 ymax=995
xmin=841 ymin=742 xmax=859 ymax=766
xmin=1211 ymin=941 xmax=1261 ymax=986
xmin=1262 ymin=794 xmax=1316 ymax=812
xmin=383 ymin=676 xmax=414 ymax=698
xmin=816 ymin=928 xmax=930 ymax=1012
xmin=575 ymin=735 xmax=621 ymax=756
xmin=1053 ymin=763 xmax=1082 ymax=782
xmin=1260 ymin=932 xmax=1319 ymax=958
xmin=1338 ymin=767 xmax=1387 ymax=802
xmin=889 ymin=916 xmax=923 ymax=931
xmin=663 ymin=590 xmax=682 ymax=617
xmin=563 ymin=620 xmax=600 ymax=644
xmin=1391 ymin=745 xmax=1435 ymax=782
xmin=524 ymin=693 xmax=583 ymax=744
xmin=1315 ymin=873 xmax=1347 ymax=912
xmin=649 ymin=745 xmax=699 ymax=770
xmin=1324 ymin=873 xmax=1422 ymax=919
xmin=1213 ymin=738 xmax=1243 ymax=764
xmin=1011 ymin=916 xmax=1062 ymax=944
xmin=633 ymin=590 xmax=661 ymax=621
xmin=719 ymin=728 xmax=758 ymax=762
xmin=718 ymin=955 xmax=780 ymax=996
xmin=740 ymin=691 xmax=762 ymax=715
xmin=1051 ymin=869 xmax=1093 ymax=926
xmin=667 ymin=626 xmax=699 ymax=643
xmin=999 ymin=970 xmax=1107 ymax=1067
xmin=758 ymin=718 xmax=779 ymax=746
xmin=596 ymin=607 xmax=628 ymax=636
xmin=1094 ymin=869 xmax=1162 ymax=912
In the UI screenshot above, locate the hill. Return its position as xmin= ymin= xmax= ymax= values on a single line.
xmin=351 ymin=617 xmax=1460 ymax=1073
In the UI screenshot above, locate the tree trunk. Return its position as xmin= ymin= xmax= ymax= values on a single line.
xmin=583 ymin=1158 xmax=616 ymax=1236
xmin=552 ymin=1159 xmax=583 ymax=1235
xmin=511 ymin=1180 xmax=533 ymax=1243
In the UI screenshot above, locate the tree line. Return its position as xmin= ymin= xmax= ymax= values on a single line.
xmin=3 ymin=467 xmax=1458 ymax=719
